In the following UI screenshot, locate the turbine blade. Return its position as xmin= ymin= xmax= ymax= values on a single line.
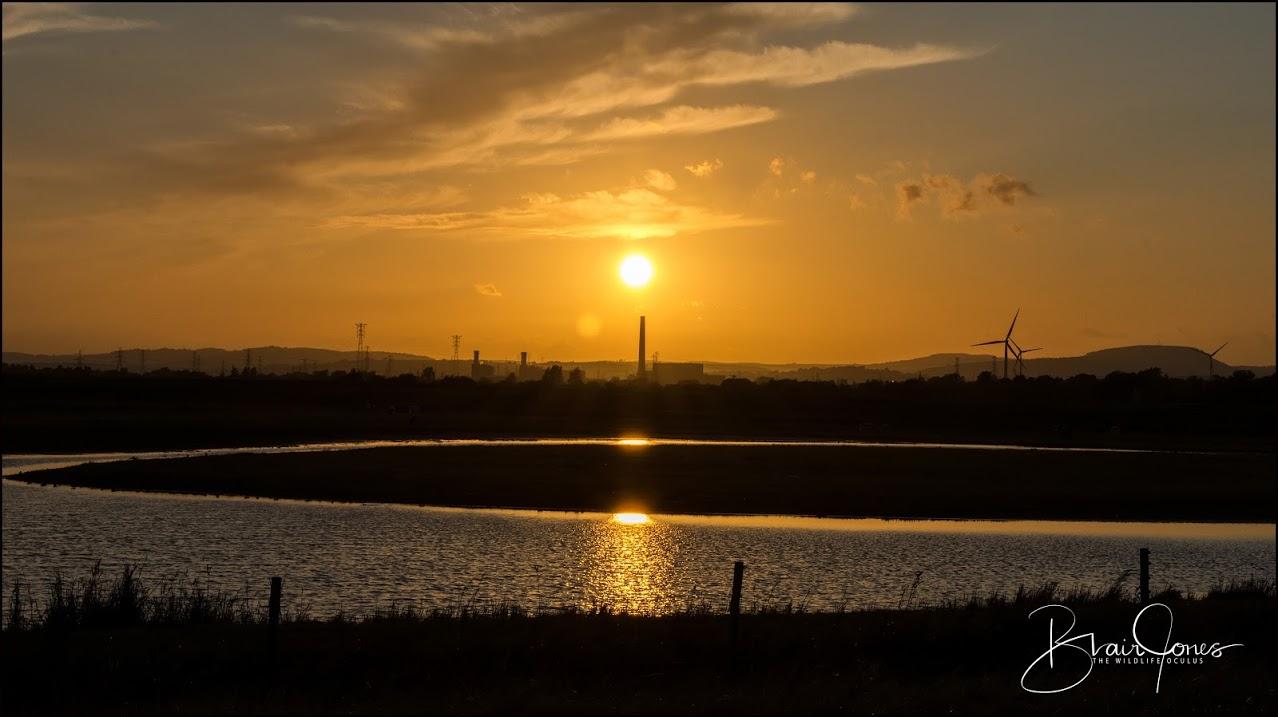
xmin=971 ymin=340 xmax=1004 ymax=347
xmin=1004 ymin=308 xmax=1020 ymax=340
xmin=1210 ymin=342 xmax=1228 ymax=356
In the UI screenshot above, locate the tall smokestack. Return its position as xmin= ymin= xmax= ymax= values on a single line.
xmin=472 ymin=350 xmax=480 ymax=365
xmin=520 ymin=351 xmax=527 ymax=368
xmin=638 ymin=315 xmax=646 ymax=380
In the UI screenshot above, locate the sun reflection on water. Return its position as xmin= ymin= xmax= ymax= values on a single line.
xmin=585 ymin=513 xmax=676 ymax=613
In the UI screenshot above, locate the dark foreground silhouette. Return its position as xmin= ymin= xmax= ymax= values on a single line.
xmin=3 ymin=364 xmax=1274 ymax=453
xmin=16 ymin=443 xmax=1275 ymax=522
xmin=2 ymin=567 xmax=1273 ymax=715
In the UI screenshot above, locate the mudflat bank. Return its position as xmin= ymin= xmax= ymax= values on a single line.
xmin=14 ymin=443 xmax=1275 ymax=522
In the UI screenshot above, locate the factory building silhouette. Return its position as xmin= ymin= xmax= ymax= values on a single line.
xmin=456 ymin=315 xmax=714 ymax=385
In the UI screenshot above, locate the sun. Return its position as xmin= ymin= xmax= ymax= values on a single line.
xmin=619 ymin=255 xmax=653 ymax=288
xmin=612 ymin=512 xmax=652 ymax=525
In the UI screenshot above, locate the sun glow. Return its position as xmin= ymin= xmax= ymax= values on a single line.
xmin=619 ymin=255 xmax=653 ymax=287
xmin=612 ymin=512 xmax=652 ymax=525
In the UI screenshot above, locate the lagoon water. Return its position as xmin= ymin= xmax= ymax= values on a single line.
xmin=2 ymin=444 xmax=1273 ymax=617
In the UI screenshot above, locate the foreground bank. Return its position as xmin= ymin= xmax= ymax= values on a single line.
xmin=12 ymin=443 xmax=1276 ymax=522
xmin=3 ymin=573 xmax=1272 ymax=715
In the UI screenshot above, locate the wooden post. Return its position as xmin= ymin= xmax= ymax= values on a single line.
xmin=268 ymin=576 xmax=282 ymax=667
xmin=729 ymin=560 xmax=745 ymax=656
xmin=729 ymin=561 xmax=744 ymax=616
xmin=1138 ymin=549 xmax=1150 ymax=605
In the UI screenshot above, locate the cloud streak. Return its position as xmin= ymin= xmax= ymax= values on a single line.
xmin=648 ymin=41 xmax=979 ymax=90
xmin=286 ymin=9 xmax=586 ymax=52
xmin=327 ymin=186 xmax=768 ymax=240
xmin=589 ymin=105 xmax=777 ymax=141
xmin=3 ymin=3 xmax=158 ymax=42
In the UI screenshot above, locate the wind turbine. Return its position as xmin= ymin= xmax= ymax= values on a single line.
xmin=972 ymin=309 xmax=1019 ymax=379
xmin=1204 ymin=342 xmax=1227 ymax=378
xmin=1010 ymin=339 xmax=1042 ymax=377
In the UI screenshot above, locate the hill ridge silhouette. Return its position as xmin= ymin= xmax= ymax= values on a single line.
xmin=3 ymin=344 xmax=1271 ymax=380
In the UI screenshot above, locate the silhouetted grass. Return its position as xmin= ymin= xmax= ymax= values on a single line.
xmin=3 ymin=565 xmax=1273 ymax=714
xmin=1208 ymin=577 xmax=1277 ymax=599
xmin=4 ymin=564 xmax=1272 ymax=715
xmin=4 ymin=563 xmax=314 ymax=632
xmin=5 ymin=563 xmax=1272 ymax=631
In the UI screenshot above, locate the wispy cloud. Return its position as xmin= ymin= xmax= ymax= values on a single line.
xmin=589 ymin=105 xmax=777 ymax=141
xmin=643 ymin=169 xmax=677 ymax=192
xmin=646 ymin=41 xmax=981 ymax=89
xmin=895 ymin=182 xmax=924 ymax=220
xmin=722 ymin=3 xmax=861 ymax=26
xmin=758 ymin=157 xmax=826 ymax=201
xmin=287 ymin=8 xmax=588 ymax=52
xmin=981 ymin=174 xmax=1036 ymax=206
xmin=3 ymin=3 xmax=158 ymax=42
xmin=896 ymin=172 xmax=1037 ymax=220
xmin=286 ymin=15 xmax=489 ymax=50
xmin=20 ymin=3 xmax=983 ymax=248
xmin=108 ymin=5 xmax=979 ymax=198
xmin=686 ymin=159 xmax=724 ymax=178
xmin=473 ymin=282 xmax=503 ymax=297
xmin=327 ymin=186 xmax=768 ymax=240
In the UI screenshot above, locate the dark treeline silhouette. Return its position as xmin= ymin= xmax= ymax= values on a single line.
xmin=2 ymin=363 xmax=1272 ymax=452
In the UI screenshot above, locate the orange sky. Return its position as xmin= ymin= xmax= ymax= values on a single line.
xmin=3 ymin=3 xmax=1274 ymax=364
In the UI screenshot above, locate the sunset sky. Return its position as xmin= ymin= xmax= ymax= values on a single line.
xmin=3 ymin=3 xmax=1274 ymax=365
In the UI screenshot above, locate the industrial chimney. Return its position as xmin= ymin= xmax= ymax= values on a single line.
xmin=638 ymin=315 xmax=646 ymax=380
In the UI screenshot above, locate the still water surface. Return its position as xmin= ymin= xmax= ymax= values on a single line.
xmin=3 ymin=442 xmax=1271 ymax=617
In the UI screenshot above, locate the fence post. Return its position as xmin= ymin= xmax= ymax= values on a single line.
xmin=729 ymin=560 xmax=745 ymax=653
xmin=268 ymin=576 xmax=282 ymax=668
xmin=1138 ymin=549 xmax=1150 ymax=605
xmin=729 ymin=561 xmax=745 ymax=615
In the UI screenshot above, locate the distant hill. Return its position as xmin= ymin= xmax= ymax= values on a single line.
xmin=754 ymin=347 xmax=1272 ymax=381
xmin=2 ymin=345 xmax=1271 ymax=381
xmin=1020 ymin=345 xmax=1272 ymax=379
